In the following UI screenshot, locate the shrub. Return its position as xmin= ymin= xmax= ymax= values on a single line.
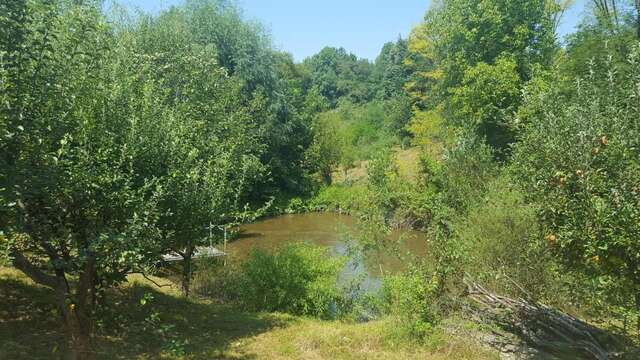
xmin=433 ymin=135 xmax=498 ymax=214
xmin=381 ymin=266 xmax=439 ymax=340
xmin=454 ymin=175 xmax=559 ymax=300
xmin=231 ymin=243 xmax=344 ymax=318
xmin=309 ymin=184 xmax=372 ymax=213
xmin=283 ymin=197 xmax=308 ymax=214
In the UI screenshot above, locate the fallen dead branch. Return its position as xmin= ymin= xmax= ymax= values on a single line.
xmin=463 ymin=278 xmax=629 ymax=360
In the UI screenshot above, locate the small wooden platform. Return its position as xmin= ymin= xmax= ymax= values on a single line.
xmin=161 ymin=246 xmax=226 ymax=262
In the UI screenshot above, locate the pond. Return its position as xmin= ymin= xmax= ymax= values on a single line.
xmin=229 ymin=212 xmax=429 ymax=291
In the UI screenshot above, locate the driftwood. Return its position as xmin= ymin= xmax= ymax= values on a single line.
xmin=464 ymin=278 xmax=628 ymax=360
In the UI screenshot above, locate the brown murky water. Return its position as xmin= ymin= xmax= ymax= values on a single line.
xmin=228 ymin=212 xmax=429 ymax=290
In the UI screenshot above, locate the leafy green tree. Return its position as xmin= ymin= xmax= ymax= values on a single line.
xmin=1 ymin=2 xmax=168 ymax=356
xmin=512 ymin=44 xmax=640 ymax=323
xmin=382 ymin=94 xmax=413 ymax=139
xmin=374 ymin=38 xmax=410 ymax=100
xmin=160 ymin=107 xmax=264 ymax=297
xmin=406 ymin=0 xmax=558 ymax=154
xmin=182 ymin=0 xmax=274 ymax=92
xmin=120 ymin=2 xmax=269 ymax=297
xmin=450 ymin=56 xmax=522 ymax=152
xmin=559 ymin=0 xmax=639 ymax=84
xmin=587 ymin=0 xmax=640 ymax=34
xmin=306 ymin=114 xmax=343 ymax=185
xmin=158 ymin=75 xmax=264 ymax=297
xmin=302 ymin=47 xmax=376 ymax=106
xmin=146 ymin=0 xmax=311 ymax=196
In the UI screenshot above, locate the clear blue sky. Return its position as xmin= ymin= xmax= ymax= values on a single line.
xmin=114 ymin=0 xmax=590 ymax=62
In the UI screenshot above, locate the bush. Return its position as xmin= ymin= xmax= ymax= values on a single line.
xmin=230 ymin=243 xmax=345 ymax=318
xmin=433 ymin=135 xmax=497 ymax=214
xmin=359 ymin=149 xmax=437 ymax=229
xmin=283 ymin=197 xmax=308 ymax=214
xmin=309 ymin=184 xmax=372 ymax=213
xmin=407 ymin=108 xmax=451 ymax=159
xmin=381 ymin=266 xmax=439 ymax=340
xmin=453 ymin=175 xmax=560 ymax=301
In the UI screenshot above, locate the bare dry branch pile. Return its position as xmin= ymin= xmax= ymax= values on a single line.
xmin=463 ymin=279 xmax=632 ymax=360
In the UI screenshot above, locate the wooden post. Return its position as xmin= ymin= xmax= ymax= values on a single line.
xmin=223 ymin=226 xmax=227 ymax=267
xmin=208 ymin=222 xmax=213 ymax=248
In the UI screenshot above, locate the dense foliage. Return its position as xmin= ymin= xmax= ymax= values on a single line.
xmin=513 ymin=44 xmax=640 ymax=314
xmin=0 ymin=0 xmax=309 ymax=356
xmin=2 ymin=0 xmax=640 ymax=356
xmin=223 ymin=243 xmax=344 ymax=317
xmin=394 ymin=0 xmax=640 ymax=340
xmin=405 ymin=0 xmax=557 ymax=155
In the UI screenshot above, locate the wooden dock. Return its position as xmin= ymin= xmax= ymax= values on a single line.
xmin=161 ymin=246 xmax=226 ymax=262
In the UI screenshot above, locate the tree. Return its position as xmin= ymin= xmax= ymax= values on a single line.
xmin=406 ymin=0 xmax=558 ymax=154
xmin=382 ymin=94 xmax=413 ymax=139
xmin=1 ymin=2 xmax=167 ymax=357
xmin=118 ymin=1 xmax=270 ymax=297
xmin=374 ymin=38 xmax=410 ymax=100
xmin=306 ymin=113 xmax=344 ymax=185
xmin=591 ymin=0 xmax=623 ymax=29
xmin=512 ymin=44 xmax=640 ymax=325
xmin=450 ymin=57 xmax=522 ymax=152
xmin=154 ymin=0 xmax=311 ymax=196
xmin=559 ymin=0 xmax=639 ymax=83
xmin=302 ymin=47 xmax=376 ymax=106
xmin=583 ymin=0 xmax=640 ymax=38
xmin=159 ymin=102 xmax=264 ymax=297
xmin=155 ymin=71 xmax=264 ymax=297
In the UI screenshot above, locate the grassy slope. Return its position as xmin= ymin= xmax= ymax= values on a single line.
xmin=0 ymin=267 xmax=497 ymax=360
xmin=331 ymin=147 xmax=423 ymax=186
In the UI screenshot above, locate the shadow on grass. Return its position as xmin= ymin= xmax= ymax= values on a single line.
xmin=0 ymin=275 xmax=65 ymax=359
xmin=0 ymin=269 xmax=292 ymax=359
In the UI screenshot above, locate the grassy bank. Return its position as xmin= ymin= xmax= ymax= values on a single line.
xmin=0 ymin=267 xmax=497 ymax=359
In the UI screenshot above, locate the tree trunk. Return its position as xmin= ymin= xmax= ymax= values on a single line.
xmin=636 ymin=0 xmax=640 ymax=39
xmin=60 ymin=257 xmax=96 ymax=360
xmin=11 ymin=249 xmax=96 ymax=359
xmin=58 ymin=293 xmax=94 ymax=360
xmin=181 ymin=246 xmax=194 ymax=298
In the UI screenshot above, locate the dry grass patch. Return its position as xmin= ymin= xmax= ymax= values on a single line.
xmin=238 ymin=318 xmax=499 ymax=360
xmin=395 ymin=147 xmax=422 ymax=184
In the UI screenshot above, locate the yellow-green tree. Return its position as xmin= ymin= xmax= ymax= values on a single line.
xmin=405 ymin=0 xmax=559 ymax=155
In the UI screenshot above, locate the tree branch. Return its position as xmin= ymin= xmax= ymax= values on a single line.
xmin=11 ymin=250 xmax=62 ymax=290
